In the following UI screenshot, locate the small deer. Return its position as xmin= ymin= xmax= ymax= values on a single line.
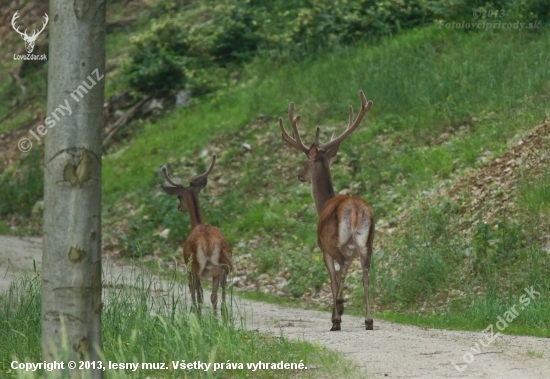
xmin=161 ymin=154 xmax=232 ymax=315
xmin=11 ymin=11 xmax=49 ymax=54
xmin=278 ymin=91 xmax=375 ymax=331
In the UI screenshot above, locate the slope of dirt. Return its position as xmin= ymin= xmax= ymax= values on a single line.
xmin=2 ymin=235 xmax=549 ymax=379
xmin=446 ymin=116 xmax=550 ymax=232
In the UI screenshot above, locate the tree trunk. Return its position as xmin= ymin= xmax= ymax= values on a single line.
xmin=42 ymin=1 xmax=106 ymax=378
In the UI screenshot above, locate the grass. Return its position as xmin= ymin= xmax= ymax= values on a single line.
xmin=526 ymin=350 xmax=544 ymax=358
xmin=104 ymin=26 xmax=550 ymax=201
xmin=0 ymin=64 xmax=47 ymax=135
xmin=0 ymin=274 xmax=360 ymax=379
xmin=366 ymin=167 xmax=550 ymax=337
xmin=520 ymin=172 xmax=550 ymax=213
xmin=100 ymin=22 xmax=550 ymax=303
xmin=0 ymin=220 xmax=11 ymax=235
xmin=1 ymin=9 xmax=550 ymax=346
xmin=101 ymin=26 xmax=550 ymax=239
xmin=0 ymin=148 xmax=43 ymax=218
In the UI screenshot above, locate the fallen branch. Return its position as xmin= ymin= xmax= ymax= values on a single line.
xmin=0 ymin=96 xmax=36 ymax=124
xmin=102 ymin=95 xmax=150 ymax=148
xmin=106 ymin=17 xmax=137 ymax=33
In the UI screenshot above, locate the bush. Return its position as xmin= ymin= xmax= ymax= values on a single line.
xmin=125 ymin=14 xmax=191 ymax=95
xmin=125 ymin=2 xmax=260 ymax=96
xmin=125 ymin=0 xmax=445 ymax=95
xmin=126 ymin=0 xmax=550 ymax=95
xmin=125 ymin=0 xmax=550 ymax=96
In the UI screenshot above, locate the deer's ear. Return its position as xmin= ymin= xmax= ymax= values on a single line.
xmin=308 ymin=144 xmax=319 ymax=160
xmin=327 ymin=143 xmax=340 ymax=160
xmin=161 ymin=185 xmax=182 ymax=196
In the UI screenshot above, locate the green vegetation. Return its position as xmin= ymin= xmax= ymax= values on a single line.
xmin=1 ymin=0 xmax=549 ymax=351
xmin=0 ymin=148 xmax=43 ymax=232
xmin=122 ymin=0 xmax=549 ymax=95
xmin=520 ymin=172 xmax=550 ymax=213
xmin=368 ymin=194 xmax=550 ymax=336
xmin=100 ymin=24 xmax=550 ymax=335
xmin=0 ymin=275 xmax=358 ymax=378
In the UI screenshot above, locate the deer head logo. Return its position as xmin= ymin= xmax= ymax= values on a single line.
xmin=11 ymin=11 xmax=49 ymax=54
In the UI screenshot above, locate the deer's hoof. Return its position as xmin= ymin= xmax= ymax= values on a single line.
xmin=331 ymin=320 xmax=341 ymax=331
xmin=365 ymin=319 xmax=374 ymax=330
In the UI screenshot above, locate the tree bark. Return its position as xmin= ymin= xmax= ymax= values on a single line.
xmin=42 ymin=1 xmax=106 ymax=378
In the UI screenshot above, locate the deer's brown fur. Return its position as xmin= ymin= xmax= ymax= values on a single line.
xmin=161 ymin=155 xmax=232 ymax=315
xmin=279 ymin=91 xmax=375 ymax=331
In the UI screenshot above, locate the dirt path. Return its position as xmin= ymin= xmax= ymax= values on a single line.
xmin=2 ymin=235 xmax=549 ymax=378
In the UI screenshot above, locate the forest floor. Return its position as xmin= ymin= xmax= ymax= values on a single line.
xmin=2 ymin=235 xmax=549 ymax=379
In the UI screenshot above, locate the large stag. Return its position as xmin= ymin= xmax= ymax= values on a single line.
xmin=278 ymin=91 xmax=375 ymax=331
xmin=12 ymin=11 xmax=49 ymax=54
xmin=161 ymin=155 xmax=232 ymax=316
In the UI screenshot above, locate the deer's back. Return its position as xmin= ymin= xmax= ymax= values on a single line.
xmin=184 ymin=224 xmax=233 ymax=270
xmin=317 ymin=195 xmax=373 ymax=263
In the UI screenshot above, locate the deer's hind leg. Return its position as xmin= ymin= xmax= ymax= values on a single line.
xmin=211 ymin=275 xmax=220 ymax=314
xmin=335 ymin=258 xmax=352 ymax=317
xmin=188 ymin=271 xmax=200 ymax=314
xmin=220 ymin=265 xmax=229 ymax=320
xmin=323 ymin=252 xmax=343 ymax=331
xmin=359 ymin=222 xmax=374 ymax=330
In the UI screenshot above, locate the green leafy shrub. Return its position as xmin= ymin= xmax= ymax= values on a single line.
xmin=124 ymin=0 xmax=446 ymax=95
xmin=125 ymin=2 xmax=260 ymax=96
xmin=438 ymin=0 xmax=550 ymax=23
xmin=125 ymin=14 xmax=192 ymax=95
xmin=125 ymin=0 xmax=549 ymax=96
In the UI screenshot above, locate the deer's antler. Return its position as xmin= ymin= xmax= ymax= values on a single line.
xmin=161 ymin=166 xmax=182 ymax=187
xmin=315 ymin=91 xmax=372 ymax=152
xmin=190 ymin=154 xmax=217 ymax=185
xmin=279 ymin=103 xmax=309 ymax=154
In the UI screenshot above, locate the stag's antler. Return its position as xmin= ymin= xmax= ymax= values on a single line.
xmin=162 ymin=154 xmax=217 ymax=188
xmin=279 ymin=91 xmax=372 ymax=155
xmin=315 ymin=91 xmax=372 ymax=152
xmin=278 ymin=103 xmax=310 ymax=154
xmin=161 ymin=166 xmax=182 ymax=187
xmin=190 ymin=155 xmax=217 ymax=185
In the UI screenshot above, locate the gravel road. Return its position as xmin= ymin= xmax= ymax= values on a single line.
xmin=1 ymin=235 xmax=549 ymax=378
